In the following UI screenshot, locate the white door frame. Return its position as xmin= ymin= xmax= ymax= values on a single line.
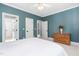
xmin=25 ymin=17 xmax=34 ymax=38
xmin=2 ymin=12 xmax=19 ymax=42
xmin=42 ymin=21 xmax=48 ymax=39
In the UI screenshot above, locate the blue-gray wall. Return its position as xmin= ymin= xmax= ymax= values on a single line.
xmin=0 ymin=4 xmax=42 ymax=42
xmin=42 ymin=7 xmax=79 ymax=43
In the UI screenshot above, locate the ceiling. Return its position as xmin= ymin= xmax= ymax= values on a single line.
xmin=3 ymin=3 xmax=79 ymax=17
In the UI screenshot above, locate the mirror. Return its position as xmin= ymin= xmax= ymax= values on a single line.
xmin=59 ymin=25 xmax=64 ymax=34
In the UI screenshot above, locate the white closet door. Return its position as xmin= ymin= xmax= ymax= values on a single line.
xmin=26 ymin=18 xmax=34 ymax=38
xmin=2 ymin=13 xmax=19 ymax=42
xmin=5 ymin=17 xmax=18 ymax=42
xmin=42 ymin=21 xmax=48 ymax=39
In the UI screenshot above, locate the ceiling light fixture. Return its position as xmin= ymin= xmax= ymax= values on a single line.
xmin=37 ymin=3 xmax=45 ymax=11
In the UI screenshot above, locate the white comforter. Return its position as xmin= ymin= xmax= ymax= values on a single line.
xmin=0 ymin=38 xmax=67 ymax=56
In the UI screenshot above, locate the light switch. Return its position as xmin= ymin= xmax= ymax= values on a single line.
xmin=23 ymin=28 xmax=25 ymax=30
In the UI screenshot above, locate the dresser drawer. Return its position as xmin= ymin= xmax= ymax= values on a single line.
xmin=53 ymin=33 xmax=70 ymax=45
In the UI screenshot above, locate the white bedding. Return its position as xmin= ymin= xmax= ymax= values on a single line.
xmin=0 ymin=38 xmax=67 ymax=56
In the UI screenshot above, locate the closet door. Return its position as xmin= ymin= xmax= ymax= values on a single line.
xmin=2 ymin=13 xmax=19 ymax=42
xmin=42 ymin=21 xmax=48 ymax=39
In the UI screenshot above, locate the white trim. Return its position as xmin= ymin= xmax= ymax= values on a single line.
xmin=71 ymin=42 xmax=79 ymax=46
xmin=2 ymin=3 xmax=39 ymax=17
xmin=2 ymin=12 xmax=19 ymax=42
xmin=48 ymin=37 xmax=54 ymax=41
xmin=44 ymin=5 xmax=79 ymax=17
xmin=2 ymin=3 xmax=79 ymax=17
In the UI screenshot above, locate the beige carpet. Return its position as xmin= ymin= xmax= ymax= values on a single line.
xmin=56 ymin=42 xmax=79 ymax=56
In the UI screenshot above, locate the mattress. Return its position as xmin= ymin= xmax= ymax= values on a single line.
xmin=0 ymin=38 xmax=67 ymax=56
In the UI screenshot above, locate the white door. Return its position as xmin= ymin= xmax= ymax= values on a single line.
xmin=37 ymin=20 xmax=42 ymax=38
xmin=42 ymin=21 xmax=48 ymax=39
xmin=26 ymin=18 xmax=34 ymax=38
xmin=2 ymin=13 xmax=19 ymax=42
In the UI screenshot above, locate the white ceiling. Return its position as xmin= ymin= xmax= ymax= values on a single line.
xmin=3 ymin=3 xmax=79 ymax=17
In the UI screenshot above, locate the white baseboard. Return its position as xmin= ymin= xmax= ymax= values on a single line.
xmin=48 ymin=37 xmax=54 ymax=41
xmin=71 ymin=42 xmax=79 ymax=46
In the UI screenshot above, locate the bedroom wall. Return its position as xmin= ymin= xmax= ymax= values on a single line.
xmin=42 ymin=6 xmax=79 ymax=43
xmin=0 ymin=3 xmax=42 ymax=42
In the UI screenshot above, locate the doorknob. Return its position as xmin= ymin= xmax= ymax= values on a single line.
xmin=27 ymin=30 xmax=28 ymax=32
xmin=16 ymin=29 xmax=17 ymax=31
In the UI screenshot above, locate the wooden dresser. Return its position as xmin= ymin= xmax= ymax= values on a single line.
xmin=52 ymin=33 xmax=70 ymax=45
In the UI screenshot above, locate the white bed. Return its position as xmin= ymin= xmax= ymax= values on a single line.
xmin=0 ymin=38 xmax=67 ymax=56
